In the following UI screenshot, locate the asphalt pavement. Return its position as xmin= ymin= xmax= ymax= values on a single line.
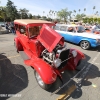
xmin=0 ymin=33 xmax=100 ymax=100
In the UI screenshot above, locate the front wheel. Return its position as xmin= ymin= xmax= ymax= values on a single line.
xmin=34 ymin=70 xmax=51 ymax=90
xmin=80 ymin=40 xmax=90 ymax=50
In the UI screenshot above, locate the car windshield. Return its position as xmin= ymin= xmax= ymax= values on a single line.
xmin=54 ymin=25 xmax=67 ymax=31
xmin=77 ymin=26 xmax=86 ymax=33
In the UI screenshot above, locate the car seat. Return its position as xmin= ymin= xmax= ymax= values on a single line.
xmin=29 ymin=26 xmax=39 ymax=37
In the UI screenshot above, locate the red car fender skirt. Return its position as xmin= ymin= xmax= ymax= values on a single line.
xmin=69 ymin=49 xmax=85 ymax=68
xmin=24 ymin=59 xmax=57 ymax=84
xmin=70 ymin=49 xmax=85 ymax=59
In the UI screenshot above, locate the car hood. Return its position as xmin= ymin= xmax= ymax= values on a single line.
xmin=38 ymin=24 xmax=62 ymax=52
xmin=76 ymin=32 xmax=100 ymax=39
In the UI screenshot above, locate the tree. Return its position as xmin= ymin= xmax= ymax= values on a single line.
xmin=37 ymin=15 xmax=41 ymax=19
xmin=51 ymin=10 xmax=54 ymax=19
xmin=88 ymin=18 xmax=93 ymax=23
xmin=19 ymin=8 xmax=29 ymax=19
xmin=93 ymin=6 xmax=95 ymax=15
xmin=49 ymin=10 xmax=52 ymax=18
xmin=75 ymin=13 xmax=86 ymax=21
xmin=93 ymin=18 xmax=97 ymax=23
xmin=43 ymin=11 xmax=45 ymax=16
xmin=54 ymin=11 xmax=57 ymax=18
xmin=68 ymin=11 xmax=72 ymax=21
xmin=57 ymin=8 xmax=69 ymax=23
xmin=28 ymin=13 xmax=32 ymax=19
xmin=95 ymin=11 xmax=98 ymax=15
xmin=83 ymin=17 xmax=88 ymax=23
xmin=84 ymin=8 xmax=86 ymax=14
xmin=78 ymin=9 xmax=81 ymax=14
xmin=6 ymin=0 xmax=19 ymax=21
xmin=97 ymin=18 xmax=100 ymax=24
xmin=73 ymin=10 xmax=76 ymax=16
xmin=0 ymin=6 xmax=7 ymax=22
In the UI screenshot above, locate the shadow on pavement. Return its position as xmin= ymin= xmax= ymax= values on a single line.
xmin=0 ymin=53 xmax=28 ymax=100
xmin=48 ymin=53 xmax=100 ymax=99
xmin=66 ymin=62 xmax=100 ymax=100
xmin=89 ymin=46 xmax=100 ymax=52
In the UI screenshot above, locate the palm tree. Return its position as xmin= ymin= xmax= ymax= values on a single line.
xmin=93 ymin=6 xmax=95 ymax=15
xmin=78 ymin=9 xmax=81 ymax=14
xmin=53 ymin=12 xmax=55 ymax=19
xmin=49 ymin=10 xmax=52 ymax=18
xmin=43 ymin=11 xmax=45 ymax=16
xmin=52 ymin=10 xmax=54 ymax=20
xmin=68 ymin=11 xmax=72 ymax=21
xmin=84 ymin=8 xmax=86 ymax=14
xmin=73 ymin=10 xmax=76 ymax=17
xmin=54 ymin=11 xmax=57 ymax=18
xmin=47 ymin=14 xmax=48 ymax=18
xmin=95 ymin=11 xmax=98 ymax=15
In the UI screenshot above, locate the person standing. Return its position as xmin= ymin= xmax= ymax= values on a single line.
xmin=10 ymin=22 xmax=15 ymax=34
xmin=91 ymin=23 xmax=97 ymax=33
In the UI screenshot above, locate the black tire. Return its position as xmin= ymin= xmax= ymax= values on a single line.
xmin=34 ymin=70 xmax=51 ymax=90
xmin=14 ymin=41 xmax=19 ymax=53
xmin=80 ymin=40 xmax=90 ymax=50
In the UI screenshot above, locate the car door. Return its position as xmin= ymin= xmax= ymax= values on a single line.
xmin=18 ymin=25 xmax=30 ymax=51
xmin=60 ymin=26 xmax=77 ymax=43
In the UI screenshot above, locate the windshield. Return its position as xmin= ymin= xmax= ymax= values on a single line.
xmin=77 ymin=26 xmax=86 ymax=33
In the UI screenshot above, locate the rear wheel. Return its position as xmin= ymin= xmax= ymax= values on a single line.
xmin=80 ymin=40 xmax=90 ymax=50
xmin=34 ymin=70 xmax=51 ymax=90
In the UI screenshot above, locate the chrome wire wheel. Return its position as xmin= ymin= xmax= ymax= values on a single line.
xmin=35 ymin=71 xmax=44 ymax=86
xmin=80 ymin=41 xmax=90 ymax=50
xmin=34 ymin=70 xmax=51 ymax=90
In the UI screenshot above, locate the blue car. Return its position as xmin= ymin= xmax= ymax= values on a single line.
xmin=54 ymin=24 xmax=100 ymax=50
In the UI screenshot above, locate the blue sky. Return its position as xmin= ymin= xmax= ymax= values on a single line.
xmin=0 ymin=0 xmax=100 ymax=16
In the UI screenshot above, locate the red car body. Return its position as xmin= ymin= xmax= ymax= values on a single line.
xmin=14 ymin=19 xmax=85 ymax=90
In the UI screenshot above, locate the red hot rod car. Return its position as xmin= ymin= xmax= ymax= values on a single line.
xmin=14 ymin=19 xmax=85 ymax=90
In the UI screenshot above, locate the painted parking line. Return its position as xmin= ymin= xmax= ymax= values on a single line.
xmin=56 ymin=52 xmax=100 ymax=100
xmin=0 ymin=54 xmax=20 ymax=61
xmin=56 ymin=85 xmax=76 ymax=100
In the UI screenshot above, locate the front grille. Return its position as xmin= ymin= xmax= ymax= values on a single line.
xmin=59 ymin=49 xmax=70 ymax=69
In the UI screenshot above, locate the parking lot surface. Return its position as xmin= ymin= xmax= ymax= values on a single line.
xmin=0 ymin=34 xmax=100 ymax=100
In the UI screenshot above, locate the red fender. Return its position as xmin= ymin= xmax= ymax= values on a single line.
xmin=14 ymin=37 xmax=23 ymax=51
xmin=24 ymin=59 xmax=57 ymax=84
xmin=70 ymin=48 xmax=85 ymax=59
xmin=68 ymin=49 xmax=85 ymax=70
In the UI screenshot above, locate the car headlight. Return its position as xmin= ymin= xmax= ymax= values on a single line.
xmin=53 ymin=58 xmax=61 ymax=68
xmin=72 ymin=50 xmax=77 ymax=57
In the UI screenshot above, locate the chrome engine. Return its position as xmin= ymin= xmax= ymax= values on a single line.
xmin=41 ymin=44 xmax=70 ymax=69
